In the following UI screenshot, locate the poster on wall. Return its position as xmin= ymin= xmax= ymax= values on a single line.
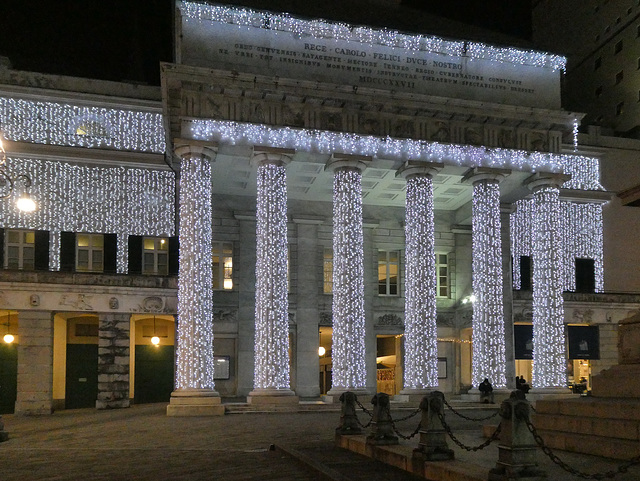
xmin=568 ymin=325 xmax=600 ymax=360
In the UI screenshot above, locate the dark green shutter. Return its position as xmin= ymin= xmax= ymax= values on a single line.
xmin=128 ymin=235 xmax=142 ymax=275
xmin=104 ymin=234 xmax=117 ymax=274
xmin=34 ymin=230 xmax=50 ymax=271
xmin=168 ymin=236 xmax=179 ymax=275
xmin=60 ymin=232 xmax=76 ymax=272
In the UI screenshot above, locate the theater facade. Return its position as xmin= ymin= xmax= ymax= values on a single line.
xmin=0 ymin=1 xmax=638 ymax=415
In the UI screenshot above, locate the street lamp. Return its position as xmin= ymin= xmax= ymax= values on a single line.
xmin=0 ymin=134 xmax=36 ymax=212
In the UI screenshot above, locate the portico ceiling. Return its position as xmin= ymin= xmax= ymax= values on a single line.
xmin=210 ymin=143 xmax=532 ymax=213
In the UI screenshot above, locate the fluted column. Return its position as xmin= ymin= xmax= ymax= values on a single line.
xmin=397 ymin=161 xmax=442 ymax=396
xmin=167 ymin=139 xmax=224 ymax=416
xmin=463 ymin=167 xmax=510 ymax=390
xmin=326 ymin=154 xmax=371 ymax=395
xmin=248 ymin=147 xmax=297 ymax=404
xmin=525 ymin=172 xmax=571 ymax=390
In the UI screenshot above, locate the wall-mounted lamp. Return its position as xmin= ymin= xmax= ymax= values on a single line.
xmin=2 ymin=312 xmax=14 ymax=344
xmin=151 ymin=315 xmax=160 ymax=346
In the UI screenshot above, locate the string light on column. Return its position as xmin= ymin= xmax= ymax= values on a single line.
xmin=470 ymin=179 xmax=506 ymax=389
xmin=531 ymin=185 xmax=566 ymax=388
xmin=573 ymin=119 xmax=579 ymax=152
xmin=175 ymin=154 xmax=216 ymax=390
xmin=330 ymin=167 xmax=367 ymax=391
xmin=254 ymin=161 xmax=291 ymax=390
xmin=402 ymin=173 xmax=438 ymax=389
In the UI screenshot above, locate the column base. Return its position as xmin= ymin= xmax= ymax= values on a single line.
xmin=526 ymin=386 xmax=573 ymax=403
xmin=247 ymin=388 xmax=299 ymax=405
xmin=166 ymin=389 xmax=225 ymax=416
xmin=395 ymin=388 xmax=438 ymax=404
xmin=323 ymin=387 xmax=371 ymax=404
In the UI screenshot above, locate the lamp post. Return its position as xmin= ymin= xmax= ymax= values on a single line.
xmin=0 ymin=134 xmax=36 ymax=212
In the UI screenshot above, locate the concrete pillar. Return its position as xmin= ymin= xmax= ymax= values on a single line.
xmin=168 ymin=139 xmax=224 ymax=416
xmin=325 ymin=154 xmax=371 ymax=396
xmin=463 ymin=167 xmax=510 ymax=390
xmin=294 ymin=219 xmax=323 ymax=398
xmin=97 ymin=313 xmax=130 ymax=409
xmin=248 ymin=147 xmax=297 ymax=404
xmin=397 ymin=161 xmax=443 ymax=398
xmin=15 ymin=310 xmax=53 ymax=414
xmin=524 ymin=172 xmax=571 ymax=391
xmin=501 ymin=206 xmax=516 ymax=390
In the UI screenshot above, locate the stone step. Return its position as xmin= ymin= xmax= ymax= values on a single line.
xmin=535 ymin=429 xmax=640 ymax=461
xmin=533 ymin=412 xmax=640 ymax=441
xmin=535 ymin=397 xmax=640 ymax=421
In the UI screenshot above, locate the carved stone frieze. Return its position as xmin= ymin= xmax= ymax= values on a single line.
xmin=141 ymin=296 xmax=164 ymax=313
xmin=60 ymin=294 xmax=93 ymax=311
xmin=319 ymin=311 xmax=332 ymax=326
xmin=376 ymin=313 xmax=403 ymax=327
xmin=572 ymin=308 xmax=594 ymax=324
xmin=437 ymin=312 xmax=456 ymax=327
xmin=212 ymin=309 xmax=237 ymax=323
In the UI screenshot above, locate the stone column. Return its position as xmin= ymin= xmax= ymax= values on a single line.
xmin=294 ymin=218 xmax=324 ymax=398
xmin=96 ymin=313 xmax=130 ymax=409
xmin=167 ymin=140 xmax=224 ymax=416
xmin=463 ymin=167 xmax=510 ymax=390
xmin=15 ymin=310 xmax=53 ymax=414
xmin=248 ymin=147 xmax=298 ymax=405
xmin=501 ymin=206 xmax=516 ymax=390
xmin=397 ymin=161 xmax=443 ymax=400
xmin=524 ymin=172 xmax=571 ymax=391
xmin=325 ymin=154 xmax=371 ymax=397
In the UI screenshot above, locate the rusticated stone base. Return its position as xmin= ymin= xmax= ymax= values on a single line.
xmin=166 ymin=389 xmax=225 ymax=416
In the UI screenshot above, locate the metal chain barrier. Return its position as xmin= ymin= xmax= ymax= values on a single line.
xmin=442 ymin=397 xmax=500 ymax=422
xmin=385 ymin=405 xmax=421 ymax=440
xmin=525 ymin=419 xmax=640 ymax=480
xmin=437 ymin=410 xmax=502 ymax=451
xmin=354 ymin=398 xmax=373 ymax=428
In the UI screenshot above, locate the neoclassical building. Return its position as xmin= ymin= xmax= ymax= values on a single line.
xmin=0 ymin=1 xmax=639 ymax=415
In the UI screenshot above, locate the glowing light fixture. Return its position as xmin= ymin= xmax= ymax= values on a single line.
xmin=2 ymin=312 xmax=14 ymax=344
xmin=0 ymin=133 xmax=36 ymax=212
xmin=318 ymin=346 xmax=326 ymax=357
xmin=151 ymin=315 xmax=160 ymax=346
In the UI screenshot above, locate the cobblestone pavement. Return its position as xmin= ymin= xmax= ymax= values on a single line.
xmin=1 ymin=403 xmax=639 ymax=480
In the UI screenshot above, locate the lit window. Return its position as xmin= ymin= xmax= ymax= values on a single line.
xmin=212 ymin=242 xmax=233 ymax=290
xmin=378 ymin=250 xmax=399 ymax=296
xmin=5 ymin=229 xmax=35 ymax=270
xmin=76 ymin=234 xmax=103 ymax=272
xmin=436 ymin=253 xmax=450 ymax=298
xmin=142 ymin=237 xmax=169 ymax=275
xmin=323 ymin=248 xmax=333 ymax=294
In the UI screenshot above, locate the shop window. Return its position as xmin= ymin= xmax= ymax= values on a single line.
xmin=575 ymin=258 xmax=596 ymax=293
xmin=378 ymin=250 xmax=399 ymax=296
xmin=323 ymin=248 xmax=333 ymax=294
xmin=142 ymin=237 xmax=169 ymax=275
xmin=4 ymin=229 xmax=35 ymax=270
xmin=212 ymin=242 xmax=233 ymax=290
xmin=436 ymin=253 xmax=449 ymax=298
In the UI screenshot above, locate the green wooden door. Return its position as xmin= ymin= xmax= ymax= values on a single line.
xmin=134 ymin=345 xmax=174 ymax=404
xmin=0 ymin=342 xmax=17 ymax=414
xmin=65 ymin=344 xmax=98 ymax=409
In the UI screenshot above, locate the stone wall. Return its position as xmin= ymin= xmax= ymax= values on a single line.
xmin=97 ymin=314 xmax=130 ymax=409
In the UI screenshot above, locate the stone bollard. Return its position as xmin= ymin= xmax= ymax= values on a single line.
xmin=0 ymin=415 xmax=8 ymax=442
xmin=488 ymin=390 xmax=546 ymax=481
xmin=366 ymin=392 xmax=398 ymax=445
xmin=413 ymin=391 xmax=454 ymax=461
xmin=336 ymin=391 xmax=362 ymax=435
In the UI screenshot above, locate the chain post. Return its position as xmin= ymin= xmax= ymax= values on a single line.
xmin=488 ymin=390 xmax=547 ymax=481
xmin=335 ymin=391 xmax=363 ymax=435
xmin=365 ymin=392 xmax=399 ymax=446
xmin=413 ymin=391 xmax=455 ymax=462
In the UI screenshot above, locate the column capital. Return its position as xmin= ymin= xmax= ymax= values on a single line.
xmin=462 ymin=167 xmax=511 ymax=185
xmin=325 ymin=153 xmax=371 ymax=173
xmin=524 ymin=172 xmax=571 ymax=192
xmin=396 ymin=160 xmax=444 ymax=179
xmin=251 ymin=146 xmax=295 ymax=167
xmin=173 ymin=139 xmax=218 ymax=162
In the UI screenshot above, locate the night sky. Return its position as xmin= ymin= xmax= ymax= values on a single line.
xmin=0 ymin=0 xmax=531 ymax=86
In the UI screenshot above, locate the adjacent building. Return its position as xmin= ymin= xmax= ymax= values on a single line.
xmin=0 ymin=1 xmax=638 ymax=415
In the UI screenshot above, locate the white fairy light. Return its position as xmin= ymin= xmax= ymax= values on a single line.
xmin=330 ymin=167 xmax=367 ymax=390
xmin=402 ymin=174 xmax=438 ymax=389
xmin=175 ymin=155 xmax=216 ymax=390
xmin=254 ymin=162 xmax=291 ymax=390
xmin=0 ymin=157 xmax=175 ymax=272
xmin=180 ymin=1 xmax=565 ymax=70
xmin=0 ymin=97 xmax=165 ymax=153
xmin=191 ymin=120 xmax=601 ymax=189
xmin=531 ymin=186 xmax=566 ymax=388
xmin=471 ymin=180 xmax=506 ymax=389
xmin=573 ymin=119 xmax=579 ymax=152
